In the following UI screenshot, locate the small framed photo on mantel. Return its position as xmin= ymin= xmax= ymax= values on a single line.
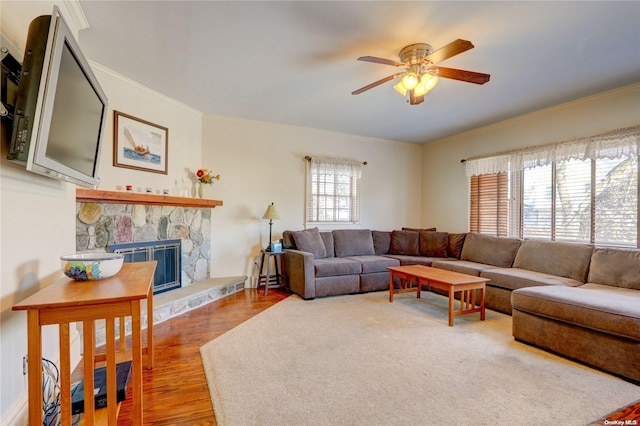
xmin=113 ymin=111 xmax=168 ymax=174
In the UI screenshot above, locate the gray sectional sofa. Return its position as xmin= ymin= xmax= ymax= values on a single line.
xmin=283 ymin=227 xmax=640 ymax=383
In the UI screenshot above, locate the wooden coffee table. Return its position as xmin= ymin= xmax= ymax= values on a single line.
xmin=388 ymin=265 xmax=490 ymax=326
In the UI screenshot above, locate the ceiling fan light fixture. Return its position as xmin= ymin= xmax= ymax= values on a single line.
xmin=393 ymin=81 xmax=408 ymax=96
xmin=401 ymin=72 xmax=419 ymax=90
xmin=414 ymin=74 xmax=439 ymax=97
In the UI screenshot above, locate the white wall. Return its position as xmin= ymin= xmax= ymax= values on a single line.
xmin=421 ymin=82 xmax=640 ymax=232
xmin=0 ymin=2 xmax=202 ymax=423
xmin=202 ymin=116 xmax=423 ymax=282
xmin=90 ymin=64 xmax=203 ymax=194
xmin=1 ymin=2 xmax=82 ymax=423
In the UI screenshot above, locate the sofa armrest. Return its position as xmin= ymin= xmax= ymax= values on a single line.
xmin=285 ymin=249 xmax=316 ymax=299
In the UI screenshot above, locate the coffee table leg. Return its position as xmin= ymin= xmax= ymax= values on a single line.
xmin=389 ymin=272 xmax=394 ymax=302
xmin=448 ymin=287 xmax=455 ymax=327
xmin=480 ymin=285 xmax=486 ymax=321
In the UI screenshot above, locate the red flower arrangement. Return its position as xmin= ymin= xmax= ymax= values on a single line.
xmin=195 ymin=168 xmax=220 ymax=185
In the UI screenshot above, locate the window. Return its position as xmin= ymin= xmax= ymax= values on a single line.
xmin=466 ymin=125 xmax=640 ymax=247
xmin=306 ymin=157 xmax=362 ymax=224
xmin=469 ymin=172 xmax=509 ymax=236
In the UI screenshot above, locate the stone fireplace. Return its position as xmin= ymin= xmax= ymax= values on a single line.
xmin=75 ymin=189 xmax=222 ymax=289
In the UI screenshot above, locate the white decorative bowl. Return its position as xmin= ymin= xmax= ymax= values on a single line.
xmin=61 ymin=253 xmax=124 ymax=281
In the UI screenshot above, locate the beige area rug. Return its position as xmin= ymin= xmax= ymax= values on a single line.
xmin=200 ymin=291 xmax=639 ymax=426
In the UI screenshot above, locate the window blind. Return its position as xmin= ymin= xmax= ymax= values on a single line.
xmin=470 ymin=172 xmax=508 ymax=236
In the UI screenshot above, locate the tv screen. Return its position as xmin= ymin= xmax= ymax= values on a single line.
xmin=7 ymin=6 xmax=108 ymax=188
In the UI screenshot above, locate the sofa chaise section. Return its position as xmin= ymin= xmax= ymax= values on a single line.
xmin=512 ymin=247 xmax=640 ymax=383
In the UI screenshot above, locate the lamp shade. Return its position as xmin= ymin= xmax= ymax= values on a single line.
xmin=262 ymin=202 xmax=281 ymax=220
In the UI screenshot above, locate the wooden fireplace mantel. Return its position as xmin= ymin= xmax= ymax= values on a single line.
xmin=76 ymin=188 xmax=223 ymax=208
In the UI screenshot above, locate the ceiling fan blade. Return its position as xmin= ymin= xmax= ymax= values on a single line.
xmin=351 ymin=72 xmax=404 ymax=95
xmin=424 ymin=39 xmax=474 ymax=64
xmin=435 ymin=67 xmax=491 ymax=85
xmin=357 ymin=56 xmax=405 ymax=67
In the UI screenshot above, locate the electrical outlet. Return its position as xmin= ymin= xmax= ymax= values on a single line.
xmin=22 ymin=355 xmax=28 ymax=375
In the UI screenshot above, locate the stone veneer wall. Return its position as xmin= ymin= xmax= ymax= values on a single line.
xmin=75 ymin=202 xmax=211 ymax=286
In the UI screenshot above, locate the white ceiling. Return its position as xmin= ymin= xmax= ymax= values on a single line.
xmin=76 ymin=1 xmax=640 ymax=144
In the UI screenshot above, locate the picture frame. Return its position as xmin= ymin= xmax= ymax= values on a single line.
xmin=113 ymin=111 xmax=168 ymax=174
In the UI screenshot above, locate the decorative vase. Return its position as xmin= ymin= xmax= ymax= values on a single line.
xmin=198 ymin=182 xmax=205 ymax=199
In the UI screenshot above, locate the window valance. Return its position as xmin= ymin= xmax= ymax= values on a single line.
xmin=465 ymin=125 xmax=640 ymax=176
xmin=307 ymin=156 xmax=364 ymax=179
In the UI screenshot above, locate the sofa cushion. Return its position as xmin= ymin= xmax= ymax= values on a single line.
xmin=282 ymin=230 xmax=296 ymax=249
xmin=292 ymin=227 xmax=327 ymax=259
xmin=345 ymin=255 xmax=399 ymax=274
xmin=513 ymin=240 xmax=593 ymax=282
xmin=402 ymin=227 xmax=436 ymax=232
xmin=333 ymin=229 xmax=375 ymax=257
xmin=460 ymin=233 xmax=520 ymax=268
xmin=481 ymin=267 xmax=583 ymax=292
xmin=320 ymin=232 xmax=335 ymax=258
xmin=419 ymin=231 xmax=448 ymax=257
xmin=431 ymin=260 xmax=489 ymax=276
xmin=313 ymin=257 xmax=362 ymax=277
xmin=447 ymin=233 xmax=466 ymax=258
xmin=512 ymin=284 xmax=640 ymax=341
xmin=390 ymin=230 xmax=420 ymax=255
xmin=384 ymin=255 xmax=454 ymax=267
xmin=587 ymin=248 xmax=640 ymax=290
xmin=372 ymin=231 xmax=391 ymax=255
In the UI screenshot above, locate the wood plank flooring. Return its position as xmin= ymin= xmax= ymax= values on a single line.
xmin=111 ymin=287 xmax=639 ymax=425
xmin=116 ymin=288 xmax=289 ymax=425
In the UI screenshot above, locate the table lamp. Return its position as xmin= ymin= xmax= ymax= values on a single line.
xmin=262 ymin=202 xmax=281 ymax=251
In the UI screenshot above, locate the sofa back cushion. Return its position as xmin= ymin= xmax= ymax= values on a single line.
xmin=390 ymin=230 xmax=420 ymax=256
xmin=372 ymin=231 xmax=391 ymax=255
xmin=402 ymin=227 xmax=436 ymax=232
xmin=447 ymin=233 xmax=466 ymax=258
xmin=291 ymin=227 xmax=327 ymax=259
xmin=419 ymin=231 xmax=449 ymax=257
xmin=588 ymin=248 xmax=640 ymax=289
xmin=320 ymin=232 xmax=335 ymax=258
xmin=460 ymin=233 xmax=521 ymax=267
xmin=282 ymin=230 xmax=296 ymax=249
xmin=513 ymin=239 xmax=593 ymax=282
xmin=333 ymin=229 xmax=375 ymax=257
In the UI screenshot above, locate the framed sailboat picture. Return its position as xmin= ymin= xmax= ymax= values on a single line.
xmin=113 ymin=110 xmax=168 ymax=174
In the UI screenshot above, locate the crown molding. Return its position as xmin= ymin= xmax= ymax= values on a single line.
xmin=63 ymin=0 xmax=89 ymax=31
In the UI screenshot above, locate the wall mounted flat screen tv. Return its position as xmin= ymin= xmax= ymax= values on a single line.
xmin=7 ymin=6 xmax=108 ymax=188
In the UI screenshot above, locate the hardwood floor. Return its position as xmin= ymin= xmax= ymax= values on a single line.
xmin=116 ymin=288 xmax=290 ymax=425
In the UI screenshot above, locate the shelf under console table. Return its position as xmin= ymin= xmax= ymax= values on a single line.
xmin=12 ymin=261 xmax=157 ymax=426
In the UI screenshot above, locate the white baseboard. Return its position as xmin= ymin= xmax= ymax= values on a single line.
xmin=1 ymin=392 xmax=28 ymax=426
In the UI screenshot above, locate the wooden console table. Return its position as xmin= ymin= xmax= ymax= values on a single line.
xmin=12 ymin=261 xmax=157 ymax=425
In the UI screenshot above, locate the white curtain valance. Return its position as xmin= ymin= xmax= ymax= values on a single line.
xmin=465 ymin=125 xmax=640 ymax=176
xmin=310 ymin=156 xmax=363 ymax=179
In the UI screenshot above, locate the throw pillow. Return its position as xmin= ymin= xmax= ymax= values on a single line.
xmin=447 ymin=233 xmax=466 ymax=258
xmin=292 ymin=227 xmax=327 ymax=259
xmin=372 ymin=231 xmax=391 ymax=255
xmin=390 ymin=230 xmax=420 ymax=256
xmin=419 ymin=231 xmax=449 ymax=257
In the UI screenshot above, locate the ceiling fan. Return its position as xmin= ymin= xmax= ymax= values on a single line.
xmin=351 ymin=39 xmax=490 ymax=105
